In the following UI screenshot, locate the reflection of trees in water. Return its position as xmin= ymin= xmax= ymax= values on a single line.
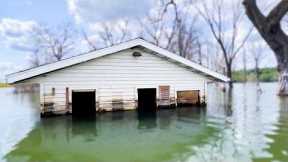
xmin=224 ymin=86 xmax=233 ymax=117
xmin=10 ymin=86 xmax=41 ymax=112
xmin=172 ymin=86 xmax=234 ymax=162
xmin=252 ymin=97 xmax=288 ymax=162
xmin=256 ymin=87 xmax=262 ymax=112
xmin=13 ymin=84 xmax=40 ymax=94
xmin=191 ymin=83 xmax=271 ymax=162
xmin=195 ymin=83 xmax=288 ymax=162
xmin=191 ymin=124 xmax=239 ymax=162
xmin=187 ymin=83 xmax=231 ymax=161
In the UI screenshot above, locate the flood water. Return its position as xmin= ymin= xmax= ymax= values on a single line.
xmin=0 ymin=83 xmax=288 ymax=162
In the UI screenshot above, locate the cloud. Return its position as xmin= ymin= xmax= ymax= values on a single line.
xmin=0 ymin=18 xmax=38 ymax=52
xmin=0 ymin=18 xmax=36 ymax=37
xmin=67 ymin=0 xmax=153 ymax=23
xmin=9 ymin=42 xmax=34 ymax=52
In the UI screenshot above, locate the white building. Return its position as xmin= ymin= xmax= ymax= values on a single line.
xmin=6 ymin=38 xmax=229 ymax=116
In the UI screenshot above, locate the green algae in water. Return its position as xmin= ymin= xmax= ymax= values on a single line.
xmin=5 ymin=109 xmax=219 ymax=162
xmin=2 ymin=83 xmax=288 ymax=162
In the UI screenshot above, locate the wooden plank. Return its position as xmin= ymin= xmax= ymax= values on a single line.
xmin=52 ymin=88 xmax=55 ymax=96
xmin=65 ymin=87 xmax=69 ymax=110
xmin=177 ymin=90 xmax=200 ymax=105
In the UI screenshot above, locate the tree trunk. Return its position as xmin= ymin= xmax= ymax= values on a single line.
xmin=278 ymin=64 xmax=288 ymax=96
xmin=226 ymin=64 xmax=233 ymax=88
xmin=255 ymin=61 xmax=260 ymax=85
xmin=268 ymin=44 xmax=288 ymax=95
xmin=273 ymin=44 xmax=288 ymax=95
xmin=243 ymin=52 xmax=247 ymax=82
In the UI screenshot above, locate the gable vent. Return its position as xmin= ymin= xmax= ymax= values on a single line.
xmin=132 ymin=51 xmax=142 ymax=57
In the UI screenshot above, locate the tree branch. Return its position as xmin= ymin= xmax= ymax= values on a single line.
xmin=243 ymin=0 xmax=266 ymax=31
xmin=267 ymin=0 xmax=288 ymax=27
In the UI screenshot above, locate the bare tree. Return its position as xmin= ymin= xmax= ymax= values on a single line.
xmin=243 ymin=0 xmax=288 ymax=95
xmin=203 ymin=41 xmax=224 ymax=71
xmin=139 ymin=14 xmax=167 ymax=47
xmin=139 ymin=0 xmax=179 ymax=47
xmin=172 ymin=16 xmax=200 ymax=60
xmin=141 ymin=0 xmax=202 ymax=62
xmin=30 ymin=23 xmax=76 ymax=66
xmin=99 ymin=20 xmax=130 ymax=46
xmin=82 ymin=30 xmax=97 ymax=51
xmin=29 ymin=49 xmax=41 ymax=68
xmin=198 ymin=0 xmax=253 ymax=87
xmin=196 ymin=40 xmax=203 ymax=65
xmin=83 ymin=20 xmax=131 ymax=50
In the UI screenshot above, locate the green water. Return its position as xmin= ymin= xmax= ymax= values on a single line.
xmin=1 ymin=83 xmax=288 ymax=162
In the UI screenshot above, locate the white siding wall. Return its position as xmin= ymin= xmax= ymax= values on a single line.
xmin=25 ymin=48 xmax=209 ymax=112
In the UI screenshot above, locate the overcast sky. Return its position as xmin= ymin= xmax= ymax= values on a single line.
xmin=0 ymin=0 xmax=278 ymax=81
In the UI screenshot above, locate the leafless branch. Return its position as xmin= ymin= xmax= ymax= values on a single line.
xmin=29 ymin=23 xmax=77 ymax=66
xmin=82 ymin=30 xmax=97 ymax=51
xmin=198 ymin=0 xmax=253 ymax=80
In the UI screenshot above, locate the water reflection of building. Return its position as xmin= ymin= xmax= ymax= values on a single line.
xmin=137 ymin=111 xmax=157 ymax=129
xmin=5 ymin=108 xmax=220 ymax=162
xmin=71 ymin=116 xmax=98 ymax=138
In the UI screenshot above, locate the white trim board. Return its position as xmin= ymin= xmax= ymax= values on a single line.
xmin=6 ymin=38 xmax=230 ymax=83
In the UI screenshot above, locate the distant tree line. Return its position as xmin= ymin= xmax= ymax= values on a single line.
xmin=232 ymin=67 xmax=278 ymax=83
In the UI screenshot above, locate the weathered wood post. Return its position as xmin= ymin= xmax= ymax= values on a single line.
xmin=65 ymin=87 xmax=69 ymax=112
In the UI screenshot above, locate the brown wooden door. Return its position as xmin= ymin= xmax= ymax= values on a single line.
xmin=159 ymin=86 xmax=170 ymax=106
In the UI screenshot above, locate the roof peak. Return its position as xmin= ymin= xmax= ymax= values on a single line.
xmin=7 ymin=38 xmax=230 ymax=83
